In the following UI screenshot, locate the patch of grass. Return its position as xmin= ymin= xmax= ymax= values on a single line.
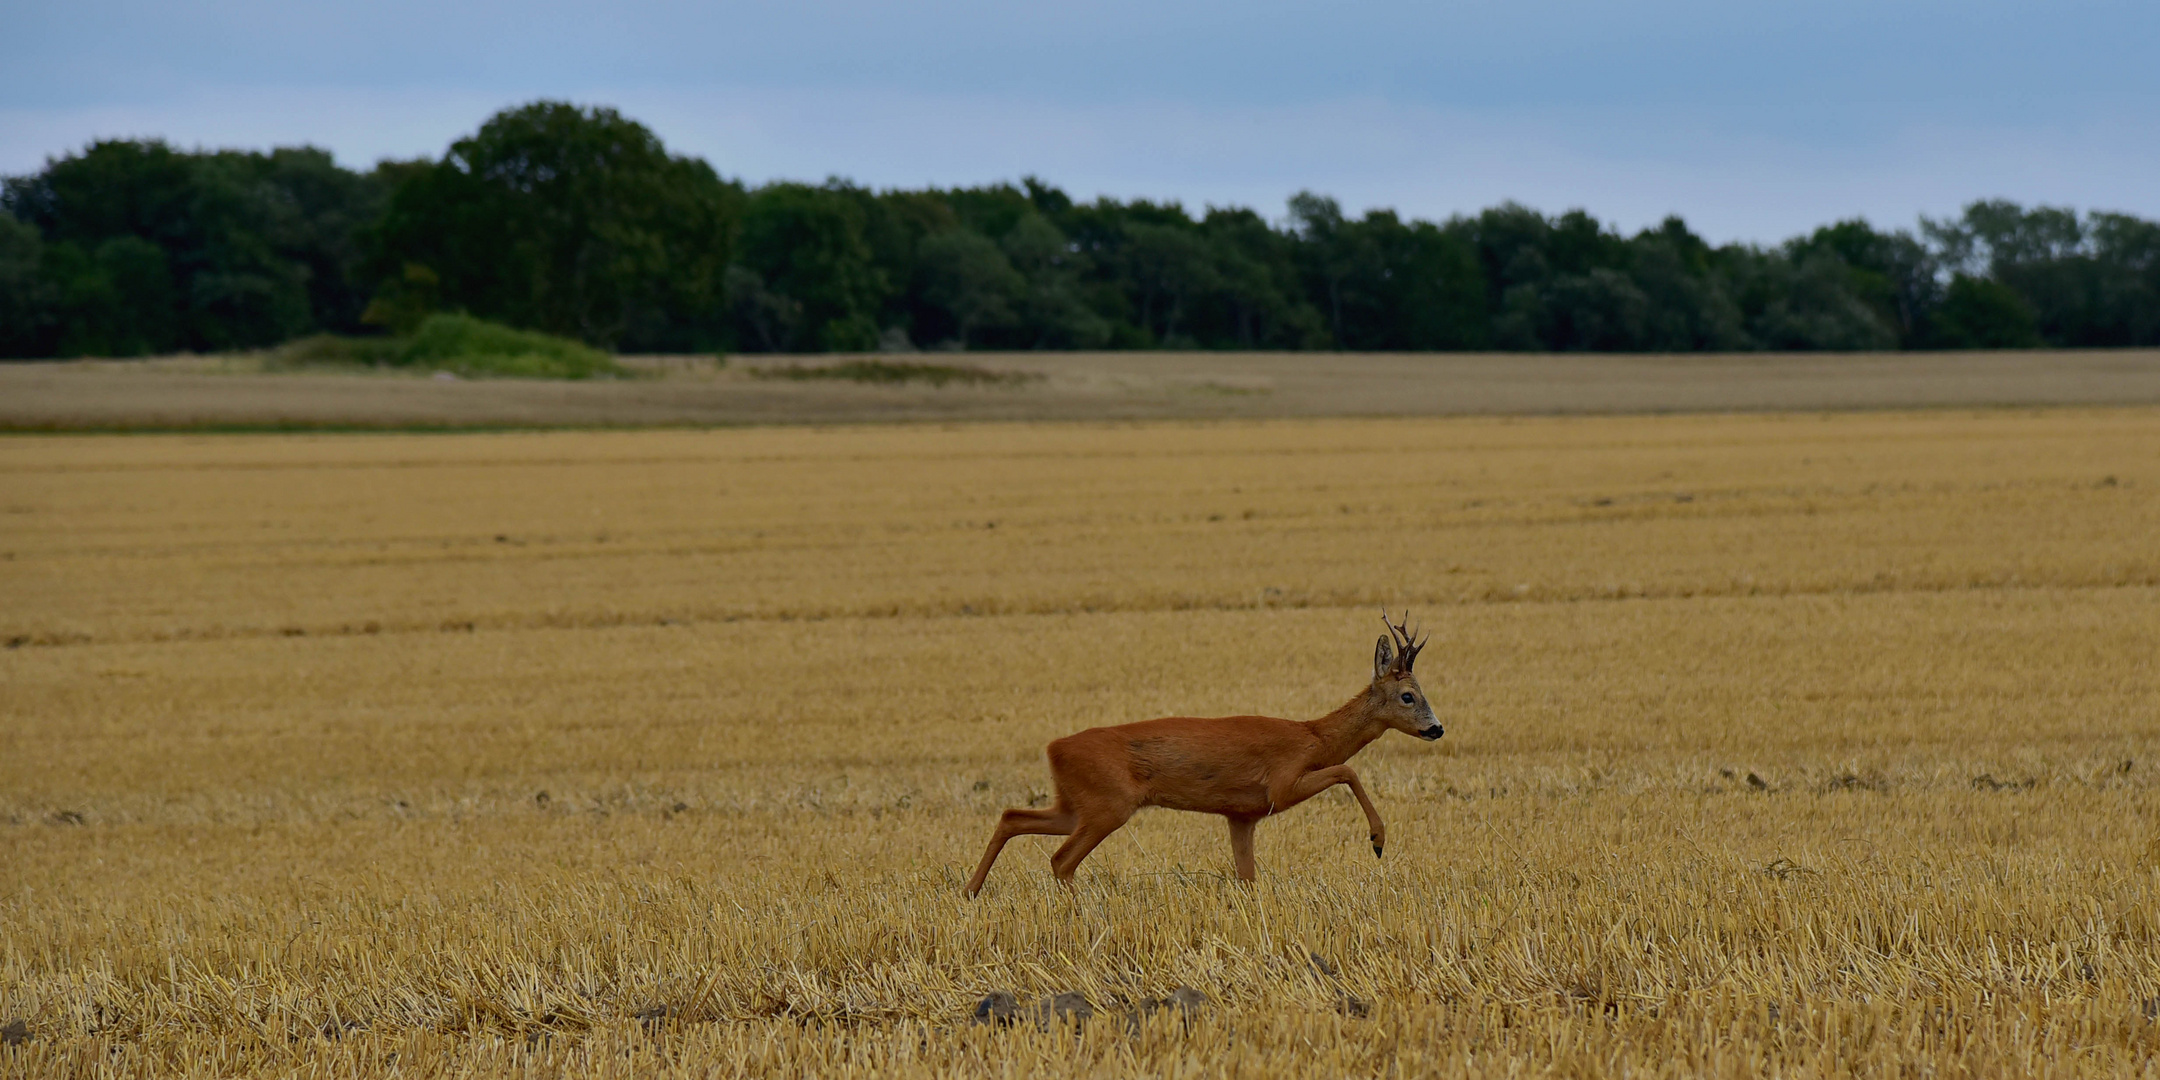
xmin=751 ymin=359 xmax=1039 ymax=387
xmin=267 ymin=315 xmax=624 ymax=380
xmin=399 ymin=314 xmax=623 ymax=379
xmin=265 ymin=334 xmax=403 ymax=369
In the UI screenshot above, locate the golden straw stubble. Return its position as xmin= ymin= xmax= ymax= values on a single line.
xmin=1 ymin=410 xmax=2156 ymax=1077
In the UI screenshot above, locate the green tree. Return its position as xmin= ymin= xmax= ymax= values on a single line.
xmin=44 ymin=237 xmax=179 ymax=356
xmin=999 ymin=213 xmax=1110 ymax=349
xmin=3 ymin=139 xmax=350 ymax=353
xmin=0 ymin=215 xmax=53 ymax=356
xmin=1286 ymin=192 xmax=1361 ymax=347
xmin=260 ymin=147 xmax=394 ymax=334
xmin=1932 ymin=274 xmax=2041 ymax=348
xmin=1745 ymin=253 xmax=1899 ymax=351
xmin=1543 ymin=268 xmax=1650 ymax=351
xmin=854 ymin=188 xmax=960 ymax=343
xmin=12 ymin=104 xmax=2160 ymax=360
xmin=1193 ymin=208 xmax=1326 ymax=350
xmin=916 ymin=228 xmax=1023 ymax=347
xmin=1458 ymin=203 xmax=1563 ymax=350
xmin=732 ymin=183 xmax=886 ymax=352
xmin=1923 ymin=201 xmax=2160 ymax=347
xmin=1789 ymin=219 xmax=1938 ymax=346
xmin=1629 ymin=219 xmax=1749 ymax=352
xmin=1120 ymin=221 xmax=1218 ymax=346
xmin=2088 ymin=212 xmax=2160 ymax=345
xmin=1288 ymin=199 xmax=1488 ymax=350
xmin=369 ymin=102 xmax=741 ymax=351
xmin=1486 ymin=209 xmax=1645 ymax=351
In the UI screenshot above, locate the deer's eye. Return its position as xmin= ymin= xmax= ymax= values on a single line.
xmin=1399 ymin=692 xmax=1416 ymax=704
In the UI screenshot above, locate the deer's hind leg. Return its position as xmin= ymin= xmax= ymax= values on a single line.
xmin=965 ymin=804 xmax=1075 ymax=897
xmin=1048 ymin=805 xmax=1133 ymax=884
xmin=1040 ymin=734 xmax=1144 ymax=887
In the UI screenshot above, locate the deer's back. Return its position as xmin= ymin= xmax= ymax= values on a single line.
xmin=1049 ymin=715 xmax=1312 ymax=816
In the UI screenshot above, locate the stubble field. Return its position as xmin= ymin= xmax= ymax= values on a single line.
xmin=2 ymin=409 xmax=2158 ymax=1077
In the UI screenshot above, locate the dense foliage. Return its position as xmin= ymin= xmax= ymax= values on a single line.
xmin=5 ymin=101 xmax=2158 ymax=358
xmin=1 ymin=142 xmax=390 ymax=357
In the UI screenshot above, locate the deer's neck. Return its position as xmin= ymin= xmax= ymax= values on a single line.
xmin=1305 ymin=692 xmax=1387 ymax=767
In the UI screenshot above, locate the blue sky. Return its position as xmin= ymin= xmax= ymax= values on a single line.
xmin=4 ymin=0 xmax=2154 ymax=242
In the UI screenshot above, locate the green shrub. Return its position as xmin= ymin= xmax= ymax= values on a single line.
xmin=267 ymin=315 xmax=623 ymax=379
xmin=397 ymin=314 xmax=621 ymax=378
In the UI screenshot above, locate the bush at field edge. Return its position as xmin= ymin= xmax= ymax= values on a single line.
xmin=270 ymin=315 xmax=624 ymax=379
xmin=399 ymin=315 xmax=622 ymax=379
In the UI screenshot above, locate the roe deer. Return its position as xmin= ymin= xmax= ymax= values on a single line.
xmin=963 ymin=613 xmax=1443 ymax=896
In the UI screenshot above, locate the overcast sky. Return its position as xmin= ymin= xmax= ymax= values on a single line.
xmin=4 ymin=0 xmax=2154 ymax=242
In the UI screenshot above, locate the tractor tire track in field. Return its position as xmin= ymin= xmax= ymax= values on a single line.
xmin=7 ymin=569 xmax=2157 ymax=650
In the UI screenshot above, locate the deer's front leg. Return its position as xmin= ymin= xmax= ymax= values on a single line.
xmin=1226 ymin=815 xmax=1258 ymax=882
xmin=1272 ymin=765 xmax=1387 ymax=858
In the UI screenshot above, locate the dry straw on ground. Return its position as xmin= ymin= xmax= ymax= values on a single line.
xmin=2 ymin=410 xmax=2157 ymax=1077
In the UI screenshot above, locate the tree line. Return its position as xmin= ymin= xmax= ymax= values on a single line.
xmin=5 ymin=101 xmax=2158 ymax=359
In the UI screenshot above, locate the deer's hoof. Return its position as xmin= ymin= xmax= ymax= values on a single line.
xmin=1371 ymin=837 xmax=1383 ymax=858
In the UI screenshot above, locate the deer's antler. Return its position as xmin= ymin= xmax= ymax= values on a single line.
xmin=1380 ymin=609 xmax=1426 ymax=672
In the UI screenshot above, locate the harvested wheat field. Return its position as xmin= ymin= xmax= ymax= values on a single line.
xmin=2 ymin=409 xmax=2158 ymax=1078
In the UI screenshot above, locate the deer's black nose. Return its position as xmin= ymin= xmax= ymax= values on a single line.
xmin=1419 ymin=725 xmax=1444 ymax=741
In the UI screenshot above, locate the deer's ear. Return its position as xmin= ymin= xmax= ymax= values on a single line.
xmin=1373 ymin=636 xmax=1394 ymax=680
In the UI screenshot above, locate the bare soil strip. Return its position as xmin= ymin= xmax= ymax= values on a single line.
xmin=4 ymin=348 xmax=2158 ymax=430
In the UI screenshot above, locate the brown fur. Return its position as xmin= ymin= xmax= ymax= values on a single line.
xmin=964 ymin=621 xmax=1443 ymax=896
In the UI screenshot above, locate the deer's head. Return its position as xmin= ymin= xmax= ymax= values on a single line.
xmin=1371 ymin=612 xmax=1443 ymax=741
